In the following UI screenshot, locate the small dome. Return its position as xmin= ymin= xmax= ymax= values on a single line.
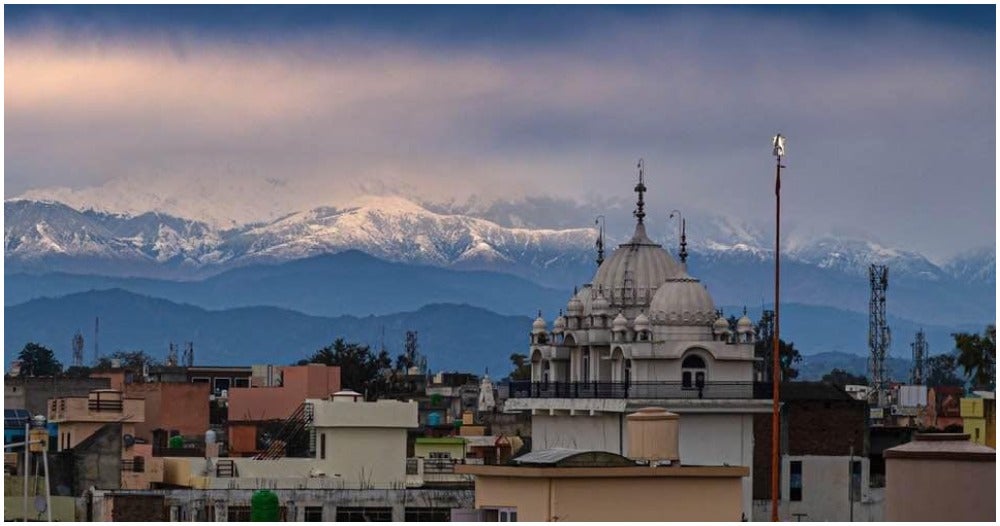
xmin=567 ymin=296 xmax=584 ymax=316
xmin=634 ymin=311 xmax=651 ymax=332
xmin=532 ymin=314 xmax=547 ymax=334
xmin=713 ymin=315 xmax=731 ymax=334
xmin=612 ymin=311 xmax=629 ymax=332
xmin=736 ymin=315 xmax=754 ymax=334
xmin=592 ymin=294 xmax=610 ymax=315
xmin=553 ymin=314 xmax=567 ymax=333
xmin=649 ymin=273 xmax=716 ymax=325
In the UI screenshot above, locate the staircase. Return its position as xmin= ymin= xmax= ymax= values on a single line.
xmin=253 ymin=402 xmax=314 ymax=460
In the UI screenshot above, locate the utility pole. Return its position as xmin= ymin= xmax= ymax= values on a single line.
xmin=770 ymin=133 xmax=786 ymax=522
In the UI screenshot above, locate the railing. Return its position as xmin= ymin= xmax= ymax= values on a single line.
xmin=508 ymin=381 xmax=770 ymax=400
xmin=89 ymin=399 xmax=124 ymax=412
xmin=422 ymin=458 xmax=457 ymax=474
xmin=121 ymin=457 xmax=145 ymax=473
xmin=216 ymin=459 xmax=237 ymax=478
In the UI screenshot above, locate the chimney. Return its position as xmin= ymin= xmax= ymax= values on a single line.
xmin=626 ymin=407 xmax=680 ymax=465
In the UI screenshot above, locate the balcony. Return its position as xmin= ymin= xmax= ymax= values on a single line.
xmin=507 ymin=381 xmax=771 ymax=400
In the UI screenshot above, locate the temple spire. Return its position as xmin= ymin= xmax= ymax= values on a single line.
xmin=634 ymin=158 xmax=646 ymax=225
xmin=595 ymin=215 xmax=605 ymax=266
xmin=679 ymin=218 xmax=688 ymax=265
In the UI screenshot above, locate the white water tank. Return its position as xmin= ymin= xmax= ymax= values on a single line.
xmin=627 ymin=407 xmax=680 ymax=463
xmin=205 ymin=429 xmax=217 ymax=444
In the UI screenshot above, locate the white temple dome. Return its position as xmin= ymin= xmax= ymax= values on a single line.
xmin=612 ymin=311 xmax=629 ymax=332
xmin=567 ymin=295 xmax=584 ymax=316
xmin=713 ymin=314 xmax=731 ymax=334
xmin=649 ymin=273 xmax=716 ymax=325
xmin=532 ymin=314 xmax=547 ymax=334
xmin=553 ymin=314 xmax=567 ymax=332
xmin=736 ymin=314 xmax=754 ymax=334
xmin=591 ymin=223 xmax=684 ymax=308
xmin=634 ymin=311 xmax=651 ymax=332
xmin=592 ymin=293 xmax=611 ymax=315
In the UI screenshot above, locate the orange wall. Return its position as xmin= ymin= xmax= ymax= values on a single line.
xmin=228 ymin=423 xmax=258 ymax=456
xmin=474 ymin=474 xmax=745 ymax=522
xmin=228 ymin=364 xmax=340 ymax=421
xmin=125 ymin=383 xmax=210 ymax=441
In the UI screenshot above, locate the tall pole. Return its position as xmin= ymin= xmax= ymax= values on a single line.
xmin=770 ymin=134 xmax=785 ymax=522
xmin=23 ymin=423 xmax=30 ymax=522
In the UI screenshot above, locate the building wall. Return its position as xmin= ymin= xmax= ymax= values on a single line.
xmin=961 ymin=397 xmax=996 ymax=448
xmin=474 ymin=475 xmax=744 ymax=521
xmin=322 ymin=427 xmax=409 ymax=488
xmin=414 ymin=439 xmax=466 ymax=459
xmin=531 ymin=412 xmax=755 ymax=516
xmin=4 ymin=377 xmax=111 ymax=416
xmin=4 ymin=496 xmax=77 ymax=521
xmin=228 ymin=423 xmax=258 ymax=456
xmin=885 ymin=457 xmax=995 ymax=521
xmin=227 ymin=364 xmax=340 ymax=421
xmin=126 ymin=382 xmax=210 ymax=441
xmin=777 ymin=455 xmax=870 ymax=522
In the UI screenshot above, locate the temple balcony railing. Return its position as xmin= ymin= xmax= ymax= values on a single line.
xmin=507 ymin=380 xmax=771 ymax=400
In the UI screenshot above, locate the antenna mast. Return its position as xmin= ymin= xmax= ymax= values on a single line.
xmin=868 ymin=264 xmax=891 ymax=411
xmin=94 ymin=317 xmax=100 ymax=364
xmin=183 ymin=342 xmax=194 ymax=367
xmin=72 ymin=331 xmax=85 ymax=367
xmin=910 ymin=329 xmax=927 ymax=385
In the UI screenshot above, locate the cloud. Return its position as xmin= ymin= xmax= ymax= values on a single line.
xmin=4 ymin=8 xmax=995 ymax=260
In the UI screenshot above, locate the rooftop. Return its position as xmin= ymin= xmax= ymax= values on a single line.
xmin=885 ymin=433 xmax=996 ymax=462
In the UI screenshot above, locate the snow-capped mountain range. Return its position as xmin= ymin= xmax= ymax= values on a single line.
xmin=5 ymin=195 xmax=993 ymax=286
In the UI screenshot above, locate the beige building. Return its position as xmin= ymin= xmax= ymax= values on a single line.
xmin=47 ymin=389 xmax=144 ymax=452
xmin=884 ymin=433 xmax=995 ymax=522
xmin=458 ymin=408 xmax=748 ymax=521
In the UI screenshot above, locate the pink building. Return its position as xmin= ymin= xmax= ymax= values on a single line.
xmin=226 ymin=364 xmax=340 ymax=456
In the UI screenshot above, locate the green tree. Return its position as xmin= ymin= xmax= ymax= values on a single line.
xmin=924 ymin=353 xmax=964 ymax=388
xmin=821 ymin=368 xmax=867 ymax=388
xmin=309 ymin=339 xmax=392 ymax=396
xmin=509 ymin=353 xmax=531 ymax=381
xmin=16 ymin=342 xmax=63 ymax=377
xmin=754 ymin=338 xmax=802 ymax=381
xmin=954 ymin=325 xmax=996 ymax=390
xmin=95 ymin=350 xmax=158 ymax=371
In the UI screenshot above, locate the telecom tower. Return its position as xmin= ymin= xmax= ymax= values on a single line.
xmin=910 ymin=329 xmax=927 ymax=385
xmin=93 ymin=317 xmax=100 ymax=364
xmin=182 ymin=342 xmax=194 ymax=367
xmin=755 ymin=310 xmax=775 ymax=382
xmin=868 ymin=264 xmax=891 ymax=409
xmin=72 ymin=331 xmax=85 ymax=367
xmin=166 ymin=343 xmax=179 ymax=367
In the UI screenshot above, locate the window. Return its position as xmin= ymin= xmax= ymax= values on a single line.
xmin=624 ymin=359 xmax=632 ymax=385
xmin=789 ymin=461 xmax=803 ymax=501
xmin=320 ymin=433 xmax=326 ymax=460
xmin=498 ymin=508 xmax=518 ymax=522
xmin=429 ymin=451 xmax=451 ymax=459
xmin=850 ymin=461 xmax=862 ymax=502
xmin=233 ymin=377 xmax=250 ymax=388
xmin=682 ymin=355 xmax=707 ymax=389
xmin=227 ymin=506 xmax=251 ymax=522
xmin=214 ymin=377 xmax=231 ymax=395
xmin=336 ymin=507 xmax=392 ymax=522
xmin=405 ymin=508 xmax=451 ymax=522
xmin=582 ymin=350 xmax=590 ymax=382
xmin=304 ymin=507 xmax=323 ymax=522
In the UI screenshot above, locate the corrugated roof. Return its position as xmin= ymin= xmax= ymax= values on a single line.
xmin=510 ymin=448 xmax=636 ymax=467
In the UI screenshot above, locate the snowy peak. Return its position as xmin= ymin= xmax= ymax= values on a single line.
xmin=945 ymin=247 xmax=996 ymax=284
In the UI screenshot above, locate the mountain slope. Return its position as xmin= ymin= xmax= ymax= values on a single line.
xmin=4 ymin=289 xmax=528 ymax=376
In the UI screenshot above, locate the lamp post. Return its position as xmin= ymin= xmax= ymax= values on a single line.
xmin=770 ymin=133 xmax=786 ymax=522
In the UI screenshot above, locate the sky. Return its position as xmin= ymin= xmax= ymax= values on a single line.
xmin=4 ymin=5 xmax=996 ymax=261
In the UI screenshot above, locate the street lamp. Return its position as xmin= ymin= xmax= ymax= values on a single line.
xmin=770 ymin=133 xmax=785 ymax=522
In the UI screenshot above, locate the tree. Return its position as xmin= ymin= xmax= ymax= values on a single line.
xmin=95 ymin=350 xmax=158 ymax=371
xmin=309 ymin=339 xmax=392 ymax=395
xmin=509 ymin=353 xmax=531 ymax=381
xmin=924 ymin=353 xmax=964 ymax=388
xmin=954 ymin=325 xmax=996 ymax=390
xmin=821 ymin=368 xmax=867 ymax=387
xmin=16 ymin=343 xmax=63 ymax=377
xmin=754 ymin=338 xmax=801 ymax=381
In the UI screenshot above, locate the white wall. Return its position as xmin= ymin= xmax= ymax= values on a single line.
xmin=531 ymin=411 xmax=755 ymax=518
xmin=760 ymin=455 xmax=876 ymax=522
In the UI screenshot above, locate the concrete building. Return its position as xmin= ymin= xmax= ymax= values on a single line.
xmin=505 ymin=175 xmax=769 ymax=516
xmin=226 ymin=363 xmax=341 ymax=456
xmin=961 ymin=392 xmax=995 ymax=448
xmin=124 ymin=381 xmax=211 ymax=444
xmin=47 ymin=389 xmax=144 ymax=452
xmin=4 ymin=376 xmax=111 ymax=417
xmin=458 ymin=408 xmax=748 ymax=521
xmin=884 ymin=433 xmax=995 ymax=521
xmin=752 ymin=382 xmax=881 ymax=521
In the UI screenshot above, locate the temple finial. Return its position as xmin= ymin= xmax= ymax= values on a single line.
xmin=595 ymin=215 xmax=605 ymax=266
xmin=634 ymin=159 xmax=646 ymax=225
xmin=680 ymin=218 xmax=688 ymax=265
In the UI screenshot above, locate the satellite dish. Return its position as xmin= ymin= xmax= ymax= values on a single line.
xmin=34 ymin=495 xmax=47 ymax=513
xmin=123 ymin=434 xmax=135 ymax=448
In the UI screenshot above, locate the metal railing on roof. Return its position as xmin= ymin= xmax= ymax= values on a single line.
xmin=508 ymin=380 xmax=769 ymax=400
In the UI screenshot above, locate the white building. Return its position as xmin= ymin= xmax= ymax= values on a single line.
xmin=504 ymin=173 xmax=771 ymax=516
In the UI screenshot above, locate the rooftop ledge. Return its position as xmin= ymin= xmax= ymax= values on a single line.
xmin=455 ymin=464 xmax=749 ymax=478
